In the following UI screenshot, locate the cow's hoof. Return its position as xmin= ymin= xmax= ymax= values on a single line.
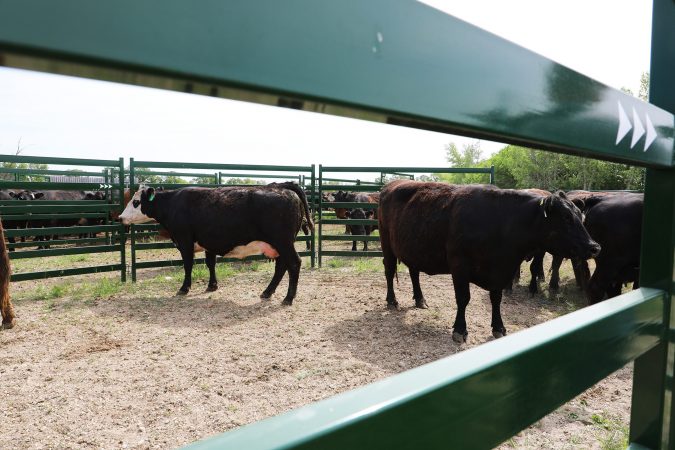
xmin=452 ymin=331 xmax=468 ymax=344
xmin=548 ymin=283 xmax=559 ymax=291
xmin=281 ymin=298 xmax=293 ymax=306
xmin=415 ymin=299 xmax=428 ymax=309
xmin=260 ymin=291 xmax=273 ymax=300
xmin=176 ymin=289 xmax=189 ymax=296
xmin=2 ymin=320 xmax=15 ymax=330
xmin=205 ymin=284 xmax=218 ymax=292
xmin=492 ymin=329 xmax=507 ymax=339
xmin=386 ymin=302 xmax=400 ymax=311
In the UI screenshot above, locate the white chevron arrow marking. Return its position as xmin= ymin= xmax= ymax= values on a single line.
xmin=616 ymin=101 xmax=632 ymax=145
xmin=631 ymin=107 xmax=645 ymax=148
xmin=644 ymin=114 xmax=657 ymax=152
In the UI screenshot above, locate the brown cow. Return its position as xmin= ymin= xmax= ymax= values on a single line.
xmin=379 ymin=181 xmax=599 ymax=343
xmin=0 ymin=217 xmax=15 ymax=329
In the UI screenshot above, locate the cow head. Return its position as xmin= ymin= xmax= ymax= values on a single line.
xmin=540 ymin=191 xmax=600 ymax=259
xmin=10 ymin=190 xmax=43 ymax=200
xmin=84 ymin=191 xmax=105 ymax=200
xmin=118 ymin=186 xmax=156 ymax=225
xmin=345 ymin=208 xmax=366 ymax=236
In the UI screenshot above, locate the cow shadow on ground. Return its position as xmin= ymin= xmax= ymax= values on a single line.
xmin=324 ymin=306 xmax=462 ymax=373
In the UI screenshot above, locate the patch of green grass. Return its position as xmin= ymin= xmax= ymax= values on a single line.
xmin=90 ymin=278 xmax=124 ymax=299
xmin=49 ymin=284 xmax=69 ymax=298
xmin=64 ymin=254 xmax=88 ymax=263
xmin=352 ymin=257 xmax=382 ymax=273
xmin=591 ymin=412 xmax=628 ymax=450
xmin=327 ymin=258 xmax=349 ymax=269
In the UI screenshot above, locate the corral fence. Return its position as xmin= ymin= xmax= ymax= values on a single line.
xmin=0 ymin=154 xmax=126 ymax=281
xmin=1 ymin=1 xmax=674 ymax=449
xmin=128 ymin=159 xmax=316 ymax=281
xmin=317 ymin=165 xmax=494 ymax=265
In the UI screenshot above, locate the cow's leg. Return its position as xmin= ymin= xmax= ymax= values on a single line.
xmin=381 ymin=237 xmax=398 ymax=309
xmin=410 ymin=269 xmax=428 ymax=309
xmin=490 ymin=289 xmax=507 ymax=338
xmin=549 ymin=255 xmax=563 ymax=291
xmin=587 ymin=263 xmax=616 ymax=305
xmin=176 ymin=244 xmax=194 ymax=296
xmin=451 ymin=274 xmax=470 ymax=343
xmin=280 ymin=246 xmax=301 ymax=306
xmin=351 ymin=237 xmax=357 ymax=252
xmin=504 ymin=265 xmax=518 ymax=295
xmin=205 ymin=250 xmax=218 ymax=292
xmin=260 ymin=258 xmax=287 ymax=300
xmin=572 ymin=258 xmax=589 ymax=289
xmin=532 ymin=251 xmax=545 ymax=281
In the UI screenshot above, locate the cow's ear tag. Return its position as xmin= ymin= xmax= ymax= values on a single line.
xmin=540 ymin=198 xmax=547 ymax=218
xmin=149 ymin=192 xmax=155 ymax=202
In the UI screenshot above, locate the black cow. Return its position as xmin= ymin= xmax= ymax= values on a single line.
xmin=329 ymin=190 xmax=378 ymax=251
xmin=119 ymin=182 xmax=313 ymax=304
xmin=379 ymin=181 xmax=600 ymax=343
xmin=579 ymin=193 xmax=643 ymax=304
xmin=0 ymin=189 xmax=35 ymax=251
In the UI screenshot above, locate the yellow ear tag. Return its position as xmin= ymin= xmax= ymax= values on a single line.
xmin=540 ymin=198 xmax=547 ymax=217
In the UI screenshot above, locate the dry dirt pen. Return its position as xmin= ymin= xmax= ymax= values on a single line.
xmin=2 ymin=247 xmax=631 ymax=450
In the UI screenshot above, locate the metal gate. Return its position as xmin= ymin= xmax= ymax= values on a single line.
xmin=0 ymin=155 xmax=126 ymax=281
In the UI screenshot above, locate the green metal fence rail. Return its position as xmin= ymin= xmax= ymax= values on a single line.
xmin=128 ymin=159 xmax=316 ymax=281
xmin=0 ymin=155 xmax=126 ymax=282
xmin=318 ymin=166 xmax=495 ymax=266
xmin=1 ymin=0 xmax=674 ymax=448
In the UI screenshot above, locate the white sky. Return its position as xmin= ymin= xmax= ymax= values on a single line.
xmin=0 ymin=1 xmax=653 ymax=178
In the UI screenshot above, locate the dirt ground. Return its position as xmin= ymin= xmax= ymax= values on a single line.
xmin=1 ymin=252 xmax=631 ymax=450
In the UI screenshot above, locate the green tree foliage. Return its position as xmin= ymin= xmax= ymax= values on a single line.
xmin=223 ymin=177 xmax=264 ymax=185
xmin=441 ymin=142 xmax=643 ymax=191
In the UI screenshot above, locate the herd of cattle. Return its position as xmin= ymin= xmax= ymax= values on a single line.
xmin=112 ymin=180 xmax=643 ymax=343
xmin=0 ymin=189 xmax=108 ymax=249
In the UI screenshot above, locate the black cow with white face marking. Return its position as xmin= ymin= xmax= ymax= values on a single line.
xmin=379 ymin=181 xmax=600 ymax=343
xmin=119 ymin=182 xmax=313 ymax=304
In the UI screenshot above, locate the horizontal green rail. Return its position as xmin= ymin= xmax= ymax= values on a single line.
xmin=0 ymin=154 xmax=119 ymax=166
xmin=184 ymin=288 xmax=664 ymax=450
xmin=321 ymin=235 xmax=381 ymax=242
xmin=319 ymin=185 xmax=381 ymax=192
xmin=9 ymin=244 xmax=120 ymax=260
xmin=323 ymin=167 xmax=494 ymax=173
xmin=321 ymin=219 xmax=378 ymax=226
xmin=0 ymin=167 xmax=107 ymax=177
xmin=135 ymin=170 xmax=218 ymax=178
xmin=323 ymin=202 xmax=378 ymax=209
xmin=3 ymin=212 xmax=109 ymax=220
xmin=0 ymin=200 xmax=109 ymax=205
xmin=321 ymin=250 xmax=383 ymax=257
xmin=0 ymin=204 xmax=118 ymax=213
xmin=134 ymin=161 xmax=313 ymax=172
xmin=11 ymin=263 xmax=124 ymax=282
xmin=4 ymin=224 xmax=121 ymax=237
xmin=322 ymin=177 xmax=383 ymax=185
xmin=7 ymin=236 xmax=120 ymax=248
xmin=219 ymin=172 xmax=302 ymax=179
xmin=0 ymin=181 xmax=113 ymax=190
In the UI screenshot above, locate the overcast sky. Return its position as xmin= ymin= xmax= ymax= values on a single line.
xmin=0 ymin=1 xmax=653 ymax=178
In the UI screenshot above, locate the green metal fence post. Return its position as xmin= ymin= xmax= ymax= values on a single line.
xmin=490 ymin=165 xmax=495 ymax=185
xmin=318 ymin=164 xmax=323 ymax=268
xmin=118 ymin=157 xmax=126 ymax=282
xmin=310 ymin=164 xmax=316 ymax=268
xmin=629 ymin=1 xmax=675 ymax=448
xmin=129 ymin=158 xmax=136 ymax=282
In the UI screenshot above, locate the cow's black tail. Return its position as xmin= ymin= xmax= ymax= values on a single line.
xmin=276 ymin=182 xmax=314 ymax=231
